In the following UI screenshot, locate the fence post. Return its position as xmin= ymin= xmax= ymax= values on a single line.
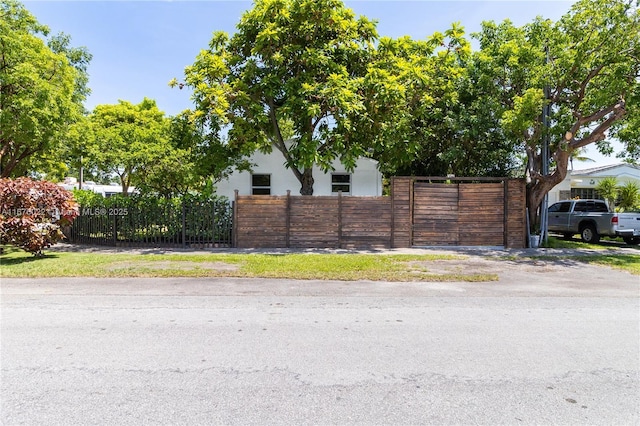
xmin=503 ymin=179 xmax=509 ymax=248
xmin=409 ymin=178 xmax=415 ymax=247
xmin=338 ymin=191 xmax=343 ymax=249
xmin=286 ymin=190 xmax=291 ymax=248
xmin=390 ymin=177 xmax=395 ymax=248
xmin=112 ymin=205 xmax=117 ymax=246
xmin=233 ymin=190 xmax=239 ymax=248
xmin=181 ymin=201 xmax=186 ymax=248
xmin=212 ymin=199 xmax=216 ymax=248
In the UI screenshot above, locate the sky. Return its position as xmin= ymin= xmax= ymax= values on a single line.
xmin=22 ymin=0 xmax=622 ymax=169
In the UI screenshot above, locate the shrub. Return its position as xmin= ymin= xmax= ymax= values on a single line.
xmin=0 ymin=177 xmax=79 ymax=256
xmin=618 ymin=182 xmax=640 ymax=212
xmin=72 ymin=189 xmax=105 ymax=206
xmin=595 ymin=177 xmax=619 ymax=211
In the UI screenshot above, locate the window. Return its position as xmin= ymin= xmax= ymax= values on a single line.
xmin=549 ymin=201 xmax=572 ymax=213
xmin=251 ymin=174 xmax=271 ymax=195
xmin=559 ymin=190 xmax=571 ymax=200
xmin=585 ymin=202 xmax=609 ymax=212
xmin=571 ymin=188 xmax=601 ymax=200
xmin=331 ymin=174 xmax=351 ymax=194
xmin=574 ymin=201 xmax=608 ymax=212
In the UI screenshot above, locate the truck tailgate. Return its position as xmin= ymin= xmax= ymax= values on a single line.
xmin=616 ymin=213 xmax=640 ymax=236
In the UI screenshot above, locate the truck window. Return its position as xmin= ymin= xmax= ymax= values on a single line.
xmin=574 ymin=202 xmax=587 ymax=212
xmin=549 ymin=202 xmax=571 ymax=213
xmin=589 ymin=203 xmax=609 ymax=212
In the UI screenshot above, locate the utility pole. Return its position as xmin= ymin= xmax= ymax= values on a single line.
xmin=540 ymin=45 xmax=551 ymax=245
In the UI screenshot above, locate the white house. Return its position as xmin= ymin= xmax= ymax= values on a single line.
xmin=214 ymin=148 xmax=383 ymax=198
xmin=548 ymin=163 xmax=640 ymax=204
xmin=59 ymin=177 xmax=136 ymax=197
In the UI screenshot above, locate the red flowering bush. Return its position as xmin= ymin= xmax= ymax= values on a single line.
xmin=0 ymin=177 xmax=79 ymax=256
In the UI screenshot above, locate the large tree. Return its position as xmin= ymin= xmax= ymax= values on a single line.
xmin=136 ymin=112 xmax=251 ymax=198
xmin=0 ymin=0 xmax=91 ymax=178
xmin=475 ymin=0 xmax=639 ymax=226
xmin=86 ymin=98 xmax=170 ymax=196
xmin=366 ymin=27 xmax=519 ymax=178
xmin=177 ymin=0 xmax=378 ymax=195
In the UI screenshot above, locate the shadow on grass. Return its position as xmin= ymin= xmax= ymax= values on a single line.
xmin=0 ymin=252 xmax=61 ymax=265
xmin=547 ymin=234 xmax=640 ymax=250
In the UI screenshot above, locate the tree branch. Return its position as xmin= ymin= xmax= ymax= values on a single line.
xmin=569 ymin=100 xmax=626 ymax=150
xmin=267 ymin=99 xmax=303 ymax=182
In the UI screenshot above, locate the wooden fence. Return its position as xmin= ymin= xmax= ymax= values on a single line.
xmin=234 ymin=178 xmax=527 ymax=249
xmin=234 ymin=192 xmax=392 ymax=248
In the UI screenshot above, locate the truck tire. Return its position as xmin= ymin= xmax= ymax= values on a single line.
xmin=580 ymin=223 xmax=600 ymax=244
xmin=623 ymin=237 xmax=640 ymax=245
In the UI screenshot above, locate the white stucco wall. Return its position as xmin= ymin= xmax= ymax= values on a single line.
xmin=214 ymin=149 xmax=383 ymax=199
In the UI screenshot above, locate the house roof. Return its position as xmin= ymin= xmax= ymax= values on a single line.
xmin=572 ymin=163 xmax=640 ymax=176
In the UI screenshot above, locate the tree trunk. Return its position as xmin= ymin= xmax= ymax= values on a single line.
xmin=527 ymin=149 xmax=571 ymax=230
xmin=120 ymin=175 xmax=130 ymax=197
xmin=299 ymin=168 xmax=314 ymax=195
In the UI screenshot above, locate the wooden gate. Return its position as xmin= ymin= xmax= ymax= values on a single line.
xmin=391 ymin=177 xmax=525 ymax=248
xmin=412 ymin=182 xmax=504 ymax=246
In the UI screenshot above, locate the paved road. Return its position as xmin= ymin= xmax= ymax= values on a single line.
xmin=2 ymin=270 xmax=639 ymax=425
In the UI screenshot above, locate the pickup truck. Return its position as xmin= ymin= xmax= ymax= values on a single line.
xmin=548 ymin=199 xmax=640 ymax=244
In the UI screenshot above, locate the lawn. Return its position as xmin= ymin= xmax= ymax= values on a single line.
xmin=0 ymin=246 xmax=496 ymax=282
xmin=2 ymin=241 xmax=638 ymax=280
xmin=572 ymin=253 xmax=640 ymax=275
xmin=537 ymin=237 xmax=640 ymax=275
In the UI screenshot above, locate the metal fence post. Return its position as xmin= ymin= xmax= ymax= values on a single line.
xmin=181 ymin=201 xmax=186 ymax=248
xmin=112 ymin=206 xmax=117 ymax=246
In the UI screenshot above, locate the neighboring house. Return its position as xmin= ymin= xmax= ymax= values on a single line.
xmin=548 ymin=163 xmax=640 ymax=204
xmin=59 ymin=177 xmax=136 ymax=197
xmin=214 ymin=148 xmax=383 ymax=199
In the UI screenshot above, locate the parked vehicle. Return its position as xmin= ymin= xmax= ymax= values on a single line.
xmin=548 ymin=199 xmax=640 ymax=244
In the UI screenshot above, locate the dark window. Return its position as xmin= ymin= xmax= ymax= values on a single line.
xmin=588 ymin=202 xmax=609 ymax=213
xmin=331 ymin=174 xmax=351 ymax=194
xmin=574 ymin=201 xmax=608 ymax=212
xmin=574 ymin=202 xmax=588 ymax=212
xmin=571 ymin=188 xmax=601 ymax=200
xmin=549 ymin=202 xmax=571 ymax=213
xmin=251 ymin=174 xmax=271 ymax=195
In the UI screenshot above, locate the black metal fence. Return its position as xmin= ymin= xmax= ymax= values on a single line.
xmin=66 ymin=198 xmax=233 ymax=248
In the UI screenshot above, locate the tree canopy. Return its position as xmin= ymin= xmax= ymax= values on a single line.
xmin=3 ymin=0 xmax=637 ymax=218
xmin=0 ymin=0 xmax=91 ymax=178
xmin=176 ymin=0 xmax=379 ymax=194
xmin=474 ymin=0 xmax=639 ymax=224
xmin=84 ymin=98 xmax=171 ymax=196
xmin=365 ymin=29 xmax=518 ymax=178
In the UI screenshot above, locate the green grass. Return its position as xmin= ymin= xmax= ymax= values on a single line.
xmin=534 ymin=237 xmax=640 ymax=275
xmin=544 ymin=235 xmax=640 ymax=250
xmin=0 ymin=247 xmax=496 ymax=282
xmin=574 ymin=254 xmax=640 ymax=275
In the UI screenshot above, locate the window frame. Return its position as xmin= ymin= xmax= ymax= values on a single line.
xmin=331 ymin=173 xmax=351 ymax=195
xmin=251 ymin=173 xmax=271 ymax=195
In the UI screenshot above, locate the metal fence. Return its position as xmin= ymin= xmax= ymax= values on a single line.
xmin=66 ymin=198 xmax=233 ymax=248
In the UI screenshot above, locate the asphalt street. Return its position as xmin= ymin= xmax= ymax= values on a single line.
xmin=1 ymin=265 xmax=639 ymax=425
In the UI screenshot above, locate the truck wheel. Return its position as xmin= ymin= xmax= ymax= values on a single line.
xmin=623 ymin=237 xmax=640 ymax=245
xmin=580 ymin=224 xmax=600 ymax=244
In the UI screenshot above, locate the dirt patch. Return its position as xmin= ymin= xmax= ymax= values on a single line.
xmin=411 ymin=257 xmax=582 ymax=277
